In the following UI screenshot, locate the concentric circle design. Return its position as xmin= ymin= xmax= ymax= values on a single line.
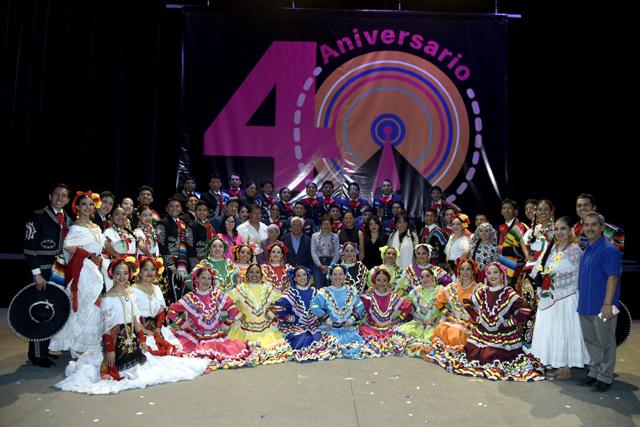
xmin=313 ymin=51 xmax=470 ymax=190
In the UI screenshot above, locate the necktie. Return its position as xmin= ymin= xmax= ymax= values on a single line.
xmin=56 ymin=212 xmax=68 ymax=237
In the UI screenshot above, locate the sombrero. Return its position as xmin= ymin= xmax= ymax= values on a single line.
xmin=7 ymin=282 xmax=71 ymax=341
xmin=616 ymin=301 xmax=632 ymax=348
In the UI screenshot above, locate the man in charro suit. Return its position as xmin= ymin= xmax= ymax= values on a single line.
xmin=157 ymin=197 xmax=189 ymax=302
xmin=23 ymin=183 xmax=71 ymax=367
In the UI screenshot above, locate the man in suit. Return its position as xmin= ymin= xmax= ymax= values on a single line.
xmin=281 ymin=216 xmax=313 ymax=270
xmin=23 ymin=183 xmax=71 ymax=367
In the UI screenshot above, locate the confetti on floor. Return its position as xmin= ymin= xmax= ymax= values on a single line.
xmin=344 ymin=377 xmax=354 ymax=381
xmin=136 ymin=412 xmax=144 ymax=416
xmin=93 ymin=419 xmax=99 ymax=423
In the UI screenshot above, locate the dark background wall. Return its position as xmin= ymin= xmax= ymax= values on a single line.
xmin=1 ymin=1 xmax=634 ymax=312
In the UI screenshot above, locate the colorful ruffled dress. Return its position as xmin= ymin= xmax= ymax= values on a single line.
xmin=359 ymin=290 xmax=412 ymax=355
xmin=262 ymin=263 xmax=294 ymax=292
xmin=432 ymin=281 xmax=478 ymax=347
xmin=274 ymin=286 xmax=341 ymax=362
xmin=393 ymin=285 xmax=442 ymax=357
xmin=168 ymin=288 xmax=255 ymax=370
xmin=400 ymin=264 xmax=452 ymax=292
xmin=343 ymin=261 xmax=369 ymax=293
xmin=310 ymin=285 xmax=370 ymax=359
xmin=199 ymin=257 xmax=239 ymax=291
xmin=228 ymin=282 xmax=292 ymax=364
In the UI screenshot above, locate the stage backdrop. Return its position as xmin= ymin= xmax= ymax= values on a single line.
xmin=183 ymin=9 xmax=508 ymax=217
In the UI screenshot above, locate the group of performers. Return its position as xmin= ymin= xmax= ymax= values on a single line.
xmin=19 ymin=180 xmax=624 ymax=394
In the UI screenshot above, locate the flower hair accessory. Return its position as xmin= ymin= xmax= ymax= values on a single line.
xmin=452 ymin=213 xmax=470 ymax=228
xmin=205 ymin=236 xmax=228 ymax=257
xmin=138 ymin=256 xmax=165 ymax=275
xmin=379 ymin=245 xmax=398 ymax=260
xmin=455 ymin=257 xmax=479 ymax=277
xmin=267 ymin=241 xmax=289 ymax=257
xmin=232 ymin=244 xmax=255 ymax=262
xmin=414 ymin=243 xmax=433 ymax=257
xmin=71 ymin=190 xmax=102 ymax=216
xmin=325 ymin=263 xmax=346 ymax=281
xmin=108 ymin=255 xmax=140 ymax=281
xmin=288 ymin=266 xmax=312 ymax=287
xmin=482 ymin=262 xmax=508 ymax=286
xmin=339 ymin=242 xmax=359 ymax=256
xmin=191 ymin=264 xmax=218 ymax=289
xmin=370 ymin=266 xmax=392 ymax=286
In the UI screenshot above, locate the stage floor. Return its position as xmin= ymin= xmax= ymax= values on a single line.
xmin=1 ymin=310 xmax=638 ymax=427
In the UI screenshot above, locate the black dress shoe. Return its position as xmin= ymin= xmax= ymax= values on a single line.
xmin=46 ymin=353 xmax=59 ymax=359
xmin=30 ymin=357 xmax=55 ymax=368
xmin=579 ymin=375 xmax=597 ymax=386
xmin=592 ymin=380 xmax=612 ymax=392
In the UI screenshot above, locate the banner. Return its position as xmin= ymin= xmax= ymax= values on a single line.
xmin=183 ymin=9 xmax=508 ymax=217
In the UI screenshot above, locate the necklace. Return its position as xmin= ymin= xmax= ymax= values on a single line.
xmin=116 ymin=291 xmax=134 ymax=346
xmin=322 ymin=286 xmax=355 ymax=319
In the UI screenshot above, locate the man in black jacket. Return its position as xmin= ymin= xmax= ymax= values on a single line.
xmin=281 ymin=216 xmax=313 ymax=270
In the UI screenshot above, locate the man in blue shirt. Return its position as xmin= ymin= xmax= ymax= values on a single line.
xmin=578 ymin=212 xmax=622 ymax=392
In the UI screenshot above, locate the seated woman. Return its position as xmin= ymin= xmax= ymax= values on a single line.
xmin=433 ymin=262 xmax=544 ymax=381
xmin=228 ymin=263 xmax=292 ymax=365
xmin=310 ymin=264 xmax=371 ymax=359
xmin=168 ymin=264 xmax=255 ymax=370
xmin=393 ymin=266 xmax=443 ymax=358
xmin=365 ymin=246 xmax=404 ymax=295
xmin=130 ymin=256 xmax=175 ymax=356
xmin=359 ymin=268 xmax=412 ymax=355
xmin=199 ymin=236 xmax=239 ymax=291
xmin=431 ymin=258 xmax=479 ymax=347
xmin=55 ymin=256 xmax=208 ymax=394
xmin=400 ymin=244 xmax=452 ymax=292
xmin=340 ymin=242 xmax=369 ymax=293
xmin=274 ymin=266 xmax=341 ymax=362
xmin=231 ymin=244 xmax=255 ymax=286
xmin=261 ymin=242 xmax=294 ymax=292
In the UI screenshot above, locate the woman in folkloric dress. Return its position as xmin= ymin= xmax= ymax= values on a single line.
xmin=50 ymin=191 xmax=105 ymax=357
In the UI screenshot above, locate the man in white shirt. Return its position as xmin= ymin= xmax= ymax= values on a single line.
xmin=237 ymin=204 xmax=269 ymax=245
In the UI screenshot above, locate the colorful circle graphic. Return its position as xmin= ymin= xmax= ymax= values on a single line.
xmin=313 ymin=51 xmax=470 ymax=191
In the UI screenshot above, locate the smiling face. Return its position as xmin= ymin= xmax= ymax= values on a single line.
xmin=501 ymin=203 xmax=517 ymax=222
xmin=415 ymin=246 xmax=430 ymax=265
xmin=348 ymin=184 xmax=360 ymax=199
xmin=245 ymin=183 xmax=258 ymax=197
xmin=139 ymin=260 xmax=157 ymax=283
xmin=196 ymin=270 xmax=213 ymax=291
xmin=50 ymin=186 xmax=70 ymax=211
xmin=209 ymin=239 xmax=225 ymax=259
xmin=246 ymin=265 xmax=262 ymax=283
xmin=305 ymin=182 xmax=317 ymax=198
xmin=330 ymin=266 xmax=346 ymax=287
xmin=269 ymin=245 xmax=283 ymax=263
xmin=458 ymin=261 xmax=474 ymax=281
xmin=111 ymin=207 xmax=127 ymax=226
xmin=121 ymin=198 xmax=134 ymax=215
xmin=238 ymin=246 xmax=252 ymax=263
xmin=294 ymin=268 xmax=308 ymax=288
xmin=78 ymin=197 xmax=95 ymax=219
xmin=554 ymin=218 xmax=571 ymax=244
xmin=536 ymin=201 xmax=553 ymax=224
xmin=583 ymin=215 xmax=604 ymax=243
xmin=485 ymin=264 xmax=503 ymax=286
xmin=279 ymin=188 xmax=291 ymax=202
xmin=195 ymin=204 xmax=209 ymax=221
xmin=374 ymin=271 xmax=390 ymax=292
xmin=166 ymin=200 xmax=182 ymax=218
xmin=383 ymin=248 xmax=397 ymax=265
xmin=576 ymin=197 xmax=594 ymax=221
xmin=420 ymin=269 xmax=435 ymax=288
xmin=342 ymin=243 xmax=357 ymax=263
xmin=113 ymin=263 xmax=130 ymax=287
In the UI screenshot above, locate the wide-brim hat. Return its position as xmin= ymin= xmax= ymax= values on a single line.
xmin=616 ymin=301 xmax=632 ymax=348
xmin=8 ymin=282 xmax=71 ymax=341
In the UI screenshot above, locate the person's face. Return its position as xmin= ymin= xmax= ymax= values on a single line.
xmin=225 ymin=216 xmax=236 ymax=232
xmin=166 ymin=201 xmax=182 ymax=218
xmin=140 ymin=209 xmax=153 ymax=226
xmin=342 ymin=244 xmax=357 ymax=262
xmin=209 ymin=178 xmax=222 ymax=191
xmin=424 ymin=211 xmax=437 ymax=226
xmin=78 ymin=197 xmax=95 ymax=218
xmin=485 ymin=265 xmax=502 ymax=286
xmin=113 ymin=263 xmax=130 ymax=286
xmin=415 ymin=246 xmax=430 ymax=264
xmin=554 ymin=220 xmax=571 ymax=243
xmin=321 ymin=183 xmax=334 ymax=197
xmin=140 ymin=261 xmax=157 ymax=283
xmin=294 ymin=269 xmax=308 ymax=287
xmin=583 ymin=216 xmax=604 ymax=242
xmin=475 ymin=215 xmax=488 ymax=227
xmin=305 ymin=183 xmax=317 ymax=197
xmin=291 ymin=219 xmax=303 ymax=235
xmin=330 ymin=267 xmax=345 ymax=287
xmin=269 ymin=245 xmax=283 ymax=263
xmin=99 ymin=196 xmax=114 ymax=215
xmin=226 ymin=202 xmax=239 ymax=216
xmin=262 ymin=183 xmax=274 ymax=195
xmin=383 ymin=249 xmax=397 ymax=264
xmin=329 ymin=207 xmax=341 ymax=221
xmin=50 ymin=186 xmax=70 ymax=211
xmin=459 ymin=262 xmax=474 ymax=280
xmin=381 ymin=181 xmax=393 ymax=195
xmin=451 ymin=219 xmax=463 ymax=234
xmin=368 ymin=220 xmax=380 ymax=233
xmin=348 ymin=185 xmax=359 ymax=199
xmin=444 ymin=209 xmax=455 ymax=225
xmin=196 ymin=270 xmax=213 ymax=291
xmin=391 ymin=203 xmax=402 ymax=216
xmin=501 ymin=203 xmax=516 ymax=222
xmin=320 ymin=220 xmax=331 ymax=233
xmin=210 ymin=240 xmax=225 ymax=258
xmin=267 ymin=227 xmax=279 ymax=241
xmin=238 ymin=247 xmax=252 ymax=263
xmin=477 ymin=227 xmax=491 ymax=243
xmin=184 ymin=180 xmax=196 ymax=192
xmin=239 ymin=206 xmax=249 ymax=221
xmin=138 ymin=190 xmax=153 ymax=206
xmin=187 ymin=196 xmax=198 ymax=212
xmin=111 ymin=207 xmax=126 ymax=226
xmin=396 ymin=218 xmax=408 ymax=232
xmin=280 ymin=188 xmax=291 ymax=202
xmin=576 ymin=197 xmax=594 ymax=220
xmin=536 ymin=202 xmax=553 ymax=223
xmin=524 ymin=203 xmax=536 ymax=222
xmin=195 ymin=204 xmax=209 ymax=221
xmin=374 ymin=272 xmax=389 ymax=292
xmin=270 ymin=205 xmax=280 ymax=219
xmin=246 ymin=265 xmax=261 ymax=283
xmin=229 ymin=175 xmax=241 ymax=189
xmin=246 ymin=184 xmax=257 ymax=197
xmin=420 ymin=269 xmax=435 ymax=288
xmin=294 ymin=204 xmax=306 ymax=217
xmin=343 ymin=213 xmax=355 ymax=227
xmin=121 ymin=198 xmax=134 ymax=215
xmin=430 ymin=188 xmax=442 ymax=201
xmin=250 ymin=207 xmax=261 ymax=223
